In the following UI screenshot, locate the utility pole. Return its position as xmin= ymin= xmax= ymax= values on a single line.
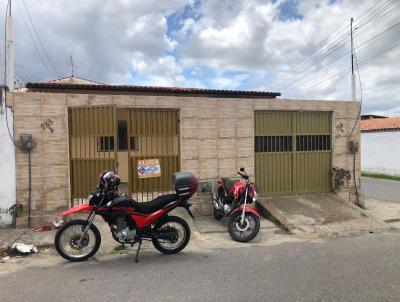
xmin=6 ymin=0 xmax=14 ymax=91
xmin=350 ymin=17 xmax=356 ymax=102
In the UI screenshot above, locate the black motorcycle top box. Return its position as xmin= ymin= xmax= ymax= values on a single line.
xmin=172 ymin=171 xmax=198 ymax=198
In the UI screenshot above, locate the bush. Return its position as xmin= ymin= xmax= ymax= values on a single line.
xmin=332 ymin=167 xmax=351 ymax=192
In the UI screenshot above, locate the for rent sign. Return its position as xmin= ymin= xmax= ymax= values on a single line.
xmin=137 ymin=159 xmax=161 ymax=178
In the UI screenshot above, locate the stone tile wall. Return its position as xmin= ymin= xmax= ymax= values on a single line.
xmin=10 ymin=92 xmax=361 ymax=226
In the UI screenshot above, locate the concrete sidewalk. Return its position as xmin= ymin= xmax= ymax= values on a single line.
xmin=193 ymin=215 xmax=278 ymax=233
xmin=257 ymin=193 xmax=391 ymax=237
xmin=0 ymin=208 xmax=195 ymax=251
xmin=2 ymin=207 xmax=279 ymax=252
xmin=1 ymin=206 xmax=291 ymax=259
xmin=3 ymin=196 xmax=398 ymax=255
xmin=0 ymin=228 xmax=56 ymax=250
xmin=364 ymin=199 xmax=400 ymax=228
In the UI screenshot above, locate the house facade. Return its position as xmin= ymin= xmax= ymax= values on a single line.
xmin=0 ymin=92 xmax=16 ymax=227
xmin=361 ymin=117 xmax=400 ymax=175
xmin=3 ymin=83 xmax=360 ymax=227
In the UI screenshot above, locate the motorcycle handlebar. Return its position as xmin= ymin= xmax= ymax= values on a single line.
xmin=237 ymin=171 xmax=249 ymax=180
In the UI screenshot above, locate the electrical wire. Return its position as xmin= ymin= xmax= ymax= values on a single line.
xmin=295 ymin=34 xmax=400 ymax=96
xmin=20 ymin=0 xmax=60 ymax=78
xmin=287 ymin=8 xmax=400 ymax=97
xmin=291 ymin=25 xmax=399 ymax=94
xmin=268 ymin=29 xmax=350 ymax=90
xmin=267 ymin=0 xmax=391 ymax=90
xmin=354 ymin=0 xmax=400 ymax=31
xmin=15 ymin=0 xmax=53 ymax=76
xmin=271 ymin=0 xmax=400 ymax=93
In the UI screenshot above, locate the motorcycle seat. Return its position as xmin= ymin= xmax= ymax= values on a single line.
xmin=112 ymin=194 xmax=179 ymax=214
xmin=223 ymin=179 xmax=238 ymax=192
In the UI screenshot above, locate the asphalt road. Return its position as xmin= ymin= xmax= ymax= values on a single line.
xmin=2 ymin=232 xmax=400 ymax=302
xmin=361 ymin=177 xmax=400 ymax=203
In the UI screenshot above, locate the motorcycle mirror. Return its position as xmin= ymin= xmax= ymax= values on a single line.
xmin=240 ymin=167 xmax=245 ymax=172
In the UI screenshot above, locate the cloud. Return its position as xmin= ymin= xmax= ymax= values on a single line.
xmin=6 ymin=0 xmax=192 ymax=84
xmin=2 ymin=0 xmax=399 ymax=116
xmin=175 ymin=0 xmax=400 ymax=115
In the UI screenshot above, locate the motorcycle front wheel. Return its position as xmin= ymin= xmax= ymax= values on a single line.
xmin=152 ymin=216 xmax=190 ymax=254
xmin=228 ymin=212 xmax=260 ymax=242
xmin=213 ymin=207 xmax=224 ymax=220
xmin=54 ymin=219 xmax=101 ymax=262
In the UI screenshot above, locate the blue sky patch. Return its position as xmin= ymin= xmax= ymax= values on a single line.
xmin=277 ymin=0 xmax=303 ymax=21
xmin=166 ymin=0 xmax=202 ymax=40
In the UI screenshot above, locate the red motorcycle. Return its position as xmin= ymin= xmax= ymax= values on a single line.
xmin=213 ymin=167 xmax=260 ymax=242
xmin=54 ymin=170 xmax=198 ymax=262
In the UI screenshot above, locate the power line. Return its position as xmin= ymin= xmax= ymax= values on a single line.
xmin=285 ymin=2 xmax=400 ymax=91
xmin=268 ymin=28 xmax=350 ymax=90
xmin=289 ymin=29 xmax=400 ymax=96
xmin=288 ymin=21 xmax=400 ymax=94
xmin=271 ymin=35 xmax=350 ymax=91
xmin=20 ymin=0 xmax=60 ymax=78
xmin=267 ymin=0 xmax=389 ymax=90
xmin=15 ymin=0 xmax=53 ymax=76
xmin=354 ymin=0 xmax=399 ymax=31
xmin=268 ymin=0 xmax=399 ymax=92
xmin=279 ymin=1 xmax=400 ymax=96
xmin=293 ymin=37 xmax=400 ymax=97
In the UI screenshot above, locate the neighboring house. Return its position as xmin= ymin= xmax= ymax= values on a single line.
xmin=361 ymin=114 xmax=387 ymax=120
xmin=47 ymin=76 xmax=104 ymax=85
xmin=0 ymin=89 xmax=16 ymax=227
xmin=361 ymin=116 xmax=400 ymax=175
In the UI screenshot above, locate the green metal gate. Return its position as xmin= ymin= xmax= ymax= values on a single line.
xmin=68 ymin=107 xmax=180 ymax=205
xmin=255 ymin=111 xmax=332 ymax=196
xmin=128 ymin=109 xmax=180 ymax=201
xmin=68 ymin=105 xmax=118 ymax=205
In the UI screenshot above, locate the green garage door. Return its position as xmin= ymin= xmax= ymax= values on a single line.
xmin=255 ymin=111 xmax=332 ymax=196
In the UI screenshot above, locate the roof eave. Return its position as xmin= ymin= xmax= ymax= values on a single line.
xmin=25 ymin=83 xmax=281 ymax=99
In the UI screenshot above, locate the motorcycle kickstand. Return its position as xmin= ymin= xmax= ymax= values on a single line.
xmin=134 ymin=240 xmax=142 ymax=263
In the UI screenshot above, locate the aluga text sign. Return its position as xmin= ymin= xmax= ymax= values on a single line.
xmin=137 ymin=159 xmax=161 ymax=178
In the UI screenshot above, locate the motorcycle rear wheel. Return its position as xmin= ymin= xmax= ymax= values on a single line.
xmin=228 ymin=212 xmax=260 ymax=243
xmin=213 ymin=207 xmax=224 ymax=220
xmin=54 ymin=219 xmax=101 ymax=262
xmin=152 ymin=216 xmax=190 ymax=254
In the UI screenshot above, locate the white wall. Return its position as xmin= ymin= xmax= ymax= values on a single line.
xmin=0 ymin=106 xmax=16 ymax=226
xmin=361 ymin=131 xmax=400 ymax=175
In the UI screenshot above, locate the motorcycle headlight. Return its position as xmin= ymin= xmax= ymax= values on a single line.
xmin=252 ymin=191 xmax=258 ymax=202
xmin=87 ymin=194 xmax=94 ymax=203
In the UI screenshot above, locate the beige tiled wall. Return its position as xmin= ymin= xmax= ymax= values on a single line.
xmin=10 ymin=92 xmax=360 ymax=226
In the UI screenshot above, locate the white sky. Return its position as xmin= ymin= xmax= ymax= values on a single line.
xmin=1 ymin=0 xmax=399 ymax=116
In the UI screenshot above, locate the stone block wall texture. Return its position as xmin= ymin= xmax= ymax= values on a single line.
xmin=10 ymin=92 xmax=361 ymax=227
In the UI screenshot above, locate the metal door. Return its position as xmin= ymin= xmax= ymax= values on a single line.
xmin=128 ymin=109 xmax=180 ymax=201
xmin=255 ymin=111 xmax=332 ymax=196
xmin=68 ymin=106 xmax=117 ymax=205
xmin=295 ymin=112 xmax=332 ymax=194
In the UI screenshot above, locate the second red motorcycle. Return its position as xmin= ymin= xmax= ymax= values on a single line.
xmin=213 ymin=167 xmax=260 ymax=242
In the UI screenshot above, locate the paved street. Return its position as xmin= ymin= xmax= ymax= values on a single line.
xmin=362 ymin=177 xmax=400 ymax=203
xmin=2 ymin=231 xmax=400 ymax=302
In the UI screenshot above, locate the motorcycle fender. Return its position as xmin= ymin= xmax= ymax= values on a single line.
xmin=230 ymin=206 xmax=260 ymax=218
xmin=60 ymin=204 xmax=94 ymax=217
